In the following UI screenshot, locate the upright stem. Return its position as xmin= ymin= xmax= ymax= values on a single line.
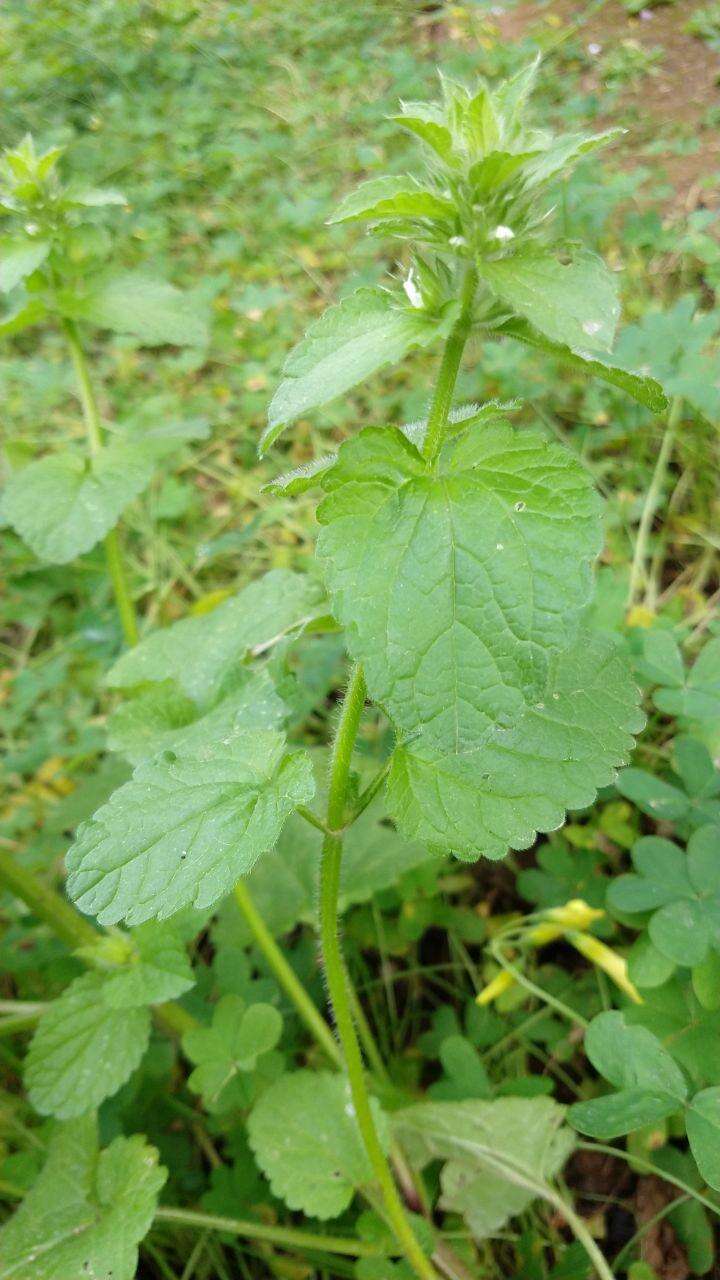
xmin=233 ymin=879 xmax=342 ymax=1069
xmin=62 ymin=318 xmax=139 ymax=646
xmin=627 ymin=394 xmax=683 ymax=609
xmin=319 ymin=666 xmax=438 ymax=1280
xmin=422 ymin=266 xmax=478 ymax=463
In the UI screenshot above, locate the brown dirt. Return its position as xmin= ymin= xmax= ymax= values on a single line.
xmin=493 ymin=0 xmax=720 ymax=210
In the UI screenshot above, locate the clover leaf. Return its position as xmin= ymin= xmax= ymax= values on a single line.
xmin=608 ymin=827 xmax=720 ymax=966
xmin=182 ymin=995 xmax=283 ymax=1112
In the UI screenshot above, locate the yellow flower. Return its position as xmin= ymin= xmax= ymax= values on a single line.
xmin=476 ymin=969 xmax=515 ymax=1006
xmin=567 ymin=931 xmax=643 ymax=1004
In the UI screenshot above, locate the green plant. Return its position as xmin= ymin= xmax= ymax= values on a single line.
xmin=0 ymin=136 xmax=210 ymax=644
xmin=3 ymin=56 xmax=714 ymax=1280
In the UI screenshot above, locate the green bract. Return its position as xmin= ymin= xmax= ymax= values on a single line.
xmin=262 ymin=61 xmax=666 ymax=450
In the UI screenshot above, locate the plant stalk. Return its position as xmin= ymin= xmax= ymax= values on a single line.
xmin=0 ymin=849 xmax=195 ymax=1036
xmin=62 ymin=318 xmax=139 ymax=646
xmin=422 ymin=266 xmax=478 ymax=463
xmin=233 ymin=879 xmax=342 ymax=1068
xmin=319 ymin=665 xmax=438 ymax=1280
xmin=627 ymin=394 xmax=683 ymax=609
xmin=154 ymin=1206 xmax=378 ymax=1258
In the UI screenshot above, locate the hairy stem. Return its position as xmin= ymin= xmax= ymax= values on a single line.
xmin=0 ymin=848 xmax=97 ymax=950
xmin=627 ymin=394 xmax=683 ymax=609
xmin=63 ymin=318 xmax=139 ymax=646
xmin=0 ymin=850 xmax=196 ymax=1036
xmin=233 ymin=879 xmax=342 ymax=1068
xmin=154 ymin=1206 xmax=377 ymax=1258
xmin=319 ymin=665 xmax=438 ymax=1280
xmin=422 ymin=266 xmax=478 ymax=463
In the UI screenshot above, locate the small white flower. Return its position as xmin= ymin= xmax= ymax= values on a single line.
xmin=492 ymin=224 xmax=515 ymax=242
xmin=403 ymin=269 xmax=423 ymax=309
xmin=588 ymin=42 xmax=602 ymax=56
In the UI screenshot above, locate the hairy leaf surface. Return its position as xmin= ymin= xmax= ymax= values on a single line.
xmin=106 ymin=569 xmax=325 ymax=703
xmin=72 ymin=271 xmax=209 ymax=347
xmin=66 ymin=733 xmax=315 ymax=925
xmin=387 ymin=634 xmax=643 ymax=859
xmin=317 ymin=419 xmax=602 ymax=754
xmin=108 ymin=670 xmax=286 ymax=765
xmin=480 ymin=248 xmax=619 ymax=352
xmin=262 ymin=287 xmax=455 ymax=451
xmin=25 ymin=973 xmax=150 ymax=1118
xmin=0 ymin=1115 xmax=165 ymax=1280
xmin=394 ymin=1096 xmax=574 ymax=1239
xmin=248 ymin=1071 xmax=388 ymax=1218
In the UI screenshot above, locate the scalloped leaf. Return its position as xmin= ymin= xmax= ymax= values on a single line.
xmin=248 ymin=1071 xmax=388 ymax=1219
xmin=106 ymin=569 xmax=325 ymax=704
xmin=262 ymin=287 xmax=455 ymax=452
xmin=0 ymin=1115 xmax=165 ymax=1280
xmin=24 ymin=973 xmax=150 ymax=1119
xmin=0 ymin=432 xmax=191 ymax=564
xmin=387 ymin=633 xmax=643 ymax=860
xmin=394 ymin=1096 xmax=574 ymax=1240
xmin=65 ymin=732 xmax=315 ymax=926
xmin=480 ymin=248 xmax=620 ymax=353
xmin=317 ymin=418 xmax=602 ymax=755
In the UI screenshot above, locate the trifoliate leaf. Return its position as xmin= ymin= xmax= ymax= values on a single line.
xmin=328 ymin=175 xmax=455 ymax=225
xmin=262 ymin=287 xmax=456 ymax=452
xmin=480 ymin=248 xmax=619 ymax=353
xmin=569 ymin=1011 xmax=687 ymax=1140
xmin=107 ymin=670 xmax=286 ymax=765
xmin=317 ymin=418 xmax=602 ymax=756
xmin=387 ymin=632 xmax=641 ymax=860
xmin=106 ymin=569 xmax=325 ymax=704
xmin=248 ymin=1071 xmax=388 ymax=1218
xmin=24 ymin=972 xmax=150 ymax=1118
xmin=183 ymin=995 xmax=282 ymax=1111
xmin=394 ymin=1096 xmax=574 ymax=1239
xmin=609 ymin=827 xmax=720 ymax=967
xmin=612 ymin=295 xmax=720 ymax=423
xmin=65 ymin=732 xmax=315 ymax=926
xmin=0 ymin=1114 xmax=166 ymax=1280
xmin=653 ymin=637 xmax=720 ymax=725
xmin=101 ymin=920 xmax=195 ymax=1008
xmin=687 ymin=1087 xmax=720 ymax=1191
xmin=0 ymin=433 xmax=186 ymax=564
xmin=0 ymin=236 xmax=49 ymax=293
xmin=497 ymin=316 xmax=668 ymax=412
xmin=71 ymin=271 xmax=209 ymax=347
